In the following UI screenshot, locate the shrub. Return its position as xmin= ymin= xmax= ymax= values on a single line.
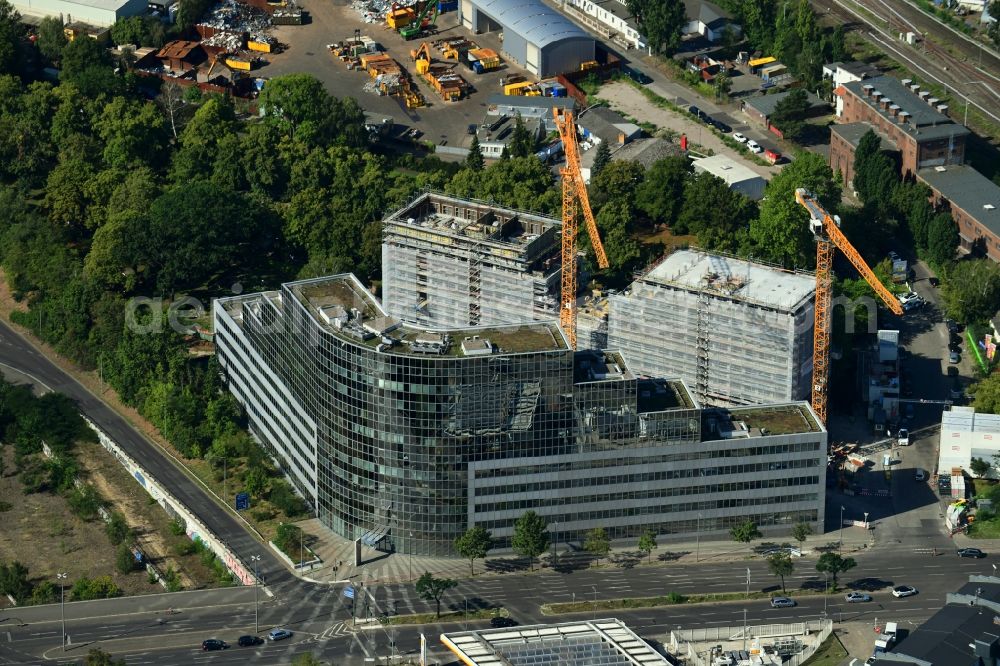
xmin=666 ymin=592 xmax=687 ymax=604
xmin=67 ymin=484 xmax=103 ymax=520
xmin=71 ymin=575 xmax=121 ymax=601
xmin=116 ymin=544 xmax=139 ymax=574
xmin=268 ymin=481 xmax=306 ymax=517
xmin=162 ymin=566 xmax=182 ymax=592
xmin=168 ymin=517 xmax=186 ymax=536
xmin=173 ymin=541 xmax=196 ymax=557
xmin=105 ymin=511 xmax=132 ymax=545
xmin=31 ymin=580 xmax=58 ymax=605
xmin=274 ymin=523 xmax=303 ymax=560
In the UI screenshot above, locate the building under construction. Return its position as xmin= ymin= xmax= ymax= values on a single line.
xmin=381 ymin=192 xmax=562 ymax=328
xmin=608 ymin=250 xmax=816 ymax=406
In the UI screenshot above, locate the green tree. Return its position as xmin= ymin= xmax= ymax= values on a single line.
xmin=36 ymin=16 xmax=67 ymax=63
xmin=244 ymin=465 xmax=269 ymax=499
xmin=446 ymin=156 xmax=559 ymax=213
xmin=454 ymin=525 xmax=493 ymax=576
xmin=258 ymin=74 xmax=365 ymax=147
xmin=98 ymin=97 xmax=168 ymax=169
xmin=116 ymin=543 xmax=138 ymax=574
xmin=507 ymin=114 xmax=535 ymax=158
xmin=926 ymin=213 xmax=958 ymax=265
xmin=766 ymin=552 xmax=794 ymax=593
xmin=110 ymin=16 xmax=146 ymax=46
xmin=815 ymin=552 xmax=856 ymax=590
xmin=790 ymin=521 xmax=813 ymax=544
xmin=972 ymin=372 xmax=1000 ymax=414
xmin=591 ymin=140 xmax=611 ymax=179
xmin=0 ymin=560 xmax=32 ymax=602
xmin=291 ymin=656 xmax=325 ymax=666
xmin=583 ymin=527 xmax=612 ymax=565
xmin=0 ymin=0 xmax=21 ymax=76
xmin=71 ymin=575 xmax=122 ymax=600
xmin=677 ymin=172 xmax=756 ymax=252
xmin=637 ymin=529 xmax=657 ymax=563
xmin=769 ymin=88 xmax=809 ymax=142
xmin=60 ymin=37 xmax=119 ymax=97
xmin=626 ymin=0 xmax=687 ymax=54
xmin=729 ymin=519 xmax=762 ymax=550
xmin=941 ymin=259 xmax=1000 ymax=325
xmin=511 ymin=510 xmax=549 ymax=570
xmin=465 ymin=134 xmax=485 ymax=171
xmin=106 ymin=511 xmax=131 ymax=545
xmin=595 ymin=199 xmax=642 ymax=271
xmin=713 ymin=72 xmax=732 ymax=101
xmin=415 ymin=572 xmax=457 ymax=618
xmin=750 ymin=152 xmax=840 ymax=268
xmin=971 ymin=457 xmax=992 ymax=478
xmin=635 ymin=155 xmax=692 ymax=228
xmin=988 ymin=1 xmax=1000 ymax=48
xmin=852 ymin=130 xmax=898 ymax=218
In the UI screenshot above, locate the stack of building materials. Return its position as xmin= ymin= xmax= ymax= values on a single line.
xmin=952 ymin=471 xmax=966 ymax=499
xmin=435 ymin=37 xmax=472 ymax=59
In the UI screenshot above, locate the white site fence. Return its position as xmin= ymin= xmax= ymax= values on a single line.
xmin=668 ymin=620 xmax=833 ymax=666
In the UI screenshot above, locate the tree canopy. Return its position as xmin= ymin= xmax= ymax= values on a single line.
xmin=511 ymin=511 xmax=549 ymax=569
xmin=625 ymin=0 xmax=686 ymax=54
xmin=941 ymin=259 xmax=1000 ymax=325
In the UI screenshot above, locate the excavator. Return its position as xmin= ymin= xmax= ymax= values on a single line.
xmin=410 ymin=41 xmax=432 ymax=75
xmin=794 ymin=188 xmax=903 ymax=424
xmin=400 ymin=1 xmax=439 ymax=40
xmin=553 ymin=107 xmax=610 ymax=350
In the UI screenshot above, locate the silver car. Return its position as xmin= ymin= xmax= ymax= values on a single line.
xmin=845 ymin=592 xmax=872 ymax=603
xmin=770 ymin=596 xmax=796 ymax=608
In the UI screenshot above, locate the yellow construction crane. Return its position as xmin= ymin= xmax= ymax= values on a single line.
xmin=795 ymin=188 xmax=903 ymax=424
xmin=553 ymin=107 xmax=609 ymax=350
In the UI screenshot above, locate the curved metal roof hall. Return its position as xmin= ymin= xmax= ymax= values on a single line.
xmin=472 ymin=0 xmax=590 ymax=49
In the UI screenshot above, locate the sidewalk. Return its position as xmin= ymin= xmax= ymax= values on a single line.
xmin=294 ymin=518 xmax=877 ymax=585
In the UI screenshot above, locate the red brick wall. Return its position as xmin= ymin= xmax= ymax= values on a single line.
xmin=829 ymin=131 xmax=856 ymax=185
xmin=924 ymin=181 xmax=1000 ymax=261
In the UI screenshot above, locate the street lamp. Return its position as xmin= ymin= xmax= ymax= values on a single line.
xmin=839 ymin=506 xmax=845 ymax=553
xmin=863 ymin=512 xmax=869 ymax=530
xmin=250 ymin=555 xmax=261 ymax=635
xmin=962 ymin=81 xmax=988 ymax=127
xmin=592 ymin=585 xmax=598 ymax=621
xmin=57 ymin=572 xmax=67 ymax=651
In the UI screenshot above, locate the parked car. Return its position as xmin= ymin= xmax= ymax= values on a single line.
xmin=713 ymin=120 xmax=732 ymax=133
xmin=770 ymin=596 xmax=796 ymax=608
xmin=888 ymin=251 xmax=900 ymax=261
xmin=733 ymin=132 xmax=748 ymax=143
xmin=951 ymin=382 xmax=965 ymax=400
xmin=764 ymin=149 xmax=781 ymax=164
xmin=915 ymin=469 xmax=926 ymax=481
xmin=268 ymin=629 xmax=293 ymax=641
xmin=897 ymin=428 xmax=909 ymax=446
xmin=946 ymin=319 xmax=963 ymax=333
xmin=892 ymin=585 xmax=918 ymax=598
xmin=929 ymin=277 xmax=940 ymax=286
xmin=950 ymin=350 xmax=961 ymax=364
xmin=904 ymin=403 xmax=915 ymax=420
xmin=202 ymin=639 xmax=229 ymax=651
xmin=689 ymin=105 xmax=702 ymax=117
xmin=845 ymin=592 xmax=872 ymax=603
xmin=746 ymin=140 xmax=763 ymax=153
xmin=958 ymin=548 xmax=987 ymax=558
xmin=238 ymin=635 xmax=264 ymax=647
xmin=490 ymin=616 xmax=518 ymax=628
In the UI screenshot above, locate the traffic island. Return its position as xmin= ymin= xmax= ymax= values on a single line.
xmin=541 ymin=588 xmax=841 ymax=615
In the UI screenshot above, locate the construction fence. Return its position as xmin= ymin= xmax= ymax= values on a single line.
xmin=667 ymin=620 xmax=833 ymax=666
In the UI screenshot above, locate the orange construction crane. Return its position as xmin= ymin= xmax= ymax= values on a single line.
xmin=553 ymin=107 xmax=609 ymax=350
xmin=795 ymin=188 xmax=903 ymax=424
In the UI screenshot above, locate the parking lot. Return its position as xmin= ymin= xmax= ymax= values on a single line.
xmin=263 ymin=1 xmax=536 ymax=149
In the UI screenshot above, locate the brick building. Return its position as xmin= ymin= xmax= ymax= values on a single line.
xmin=828 ymin=123 xmax=898 ymax=188
xmin=917 ymin=165 xmax=1000 ymax=261
xmin=832 ymin=76 xmax=968 ymax=179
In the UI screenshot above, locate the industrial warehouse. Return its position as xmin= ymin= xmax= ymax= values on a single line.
xmin=458 ymin=0 xmax=597 ymax=77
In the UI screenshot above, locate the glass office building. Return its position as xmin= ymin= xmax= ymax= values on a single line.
xmin=215 ymin=274 xmax=827 ymax=556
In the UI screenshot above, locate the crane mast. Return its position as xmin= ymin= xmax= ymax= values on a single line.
xmin=553 ymin=107 xmax=609 ymax=350
xmin=794 ymin=188 xmax=903 ymax=424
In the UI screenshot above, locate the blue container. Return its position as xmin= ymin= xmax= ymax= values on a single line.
xmin=438 ymin=0 xmax=457 ymax=11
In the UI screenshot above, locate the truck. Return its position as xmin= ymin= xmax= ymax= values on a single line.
xmin=873 ymin=621 xmax=898 ymax=657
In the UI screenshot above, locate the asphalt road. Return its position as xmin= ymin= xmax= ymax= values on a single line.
xmin=0 ymin=320 xmax=290 ymax=589
xmin=1 ymin=548 xmax=992 ymax=664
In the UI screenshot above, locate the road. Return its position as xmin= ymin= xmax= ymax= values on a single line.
xmin=824 ymin=0 xmax=1000 ymax=128
xmin=0 ymin=321 xmax=290 ymax=589
xmin=0 ymin=547 xmax=992 ymax=664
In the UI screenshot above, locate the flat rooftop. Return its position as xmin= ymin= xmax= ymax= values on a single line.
xmin=638 ymin=378 xmax=695 ymax=412
xmin=942 ymin=406 xmax=1000 ymax=434
xmin=692 ymin=154 xmax=765 ymax=184
xmin=830 ymin=122 xmax=898 ymax=151
xmin=917 ymin=164 xmax=1000 ymax=238
xmin=640 ymin=249 xmax=815 ymax=312
xmin=383 ymin=192 xmax=560 ymax=255
xmin=440 ymin=619 xmax=672 ymax=666
xmin=708 ymin=403 xmax=824 ymax=439
xmin=574 ymin=350 xmax=636 ymax=383
xmin=287 ymin=275 xmax=568 ymax=357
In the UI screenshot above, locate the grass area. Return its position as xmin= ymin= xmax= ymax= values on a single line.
xmin=801 ymin=633 xmax=849 ymax=666
xmin=974 ymin=478 xmax=996 ymax=497
xmin=634 ymin=226 xmax=696 ymax=251
xmin=541 ymin=587 xmax=838 ymax=615
xmin=383 ymin=607 xmax=508 ymax=625
xmin=968 ymin=519 xmax=1000 ymax=538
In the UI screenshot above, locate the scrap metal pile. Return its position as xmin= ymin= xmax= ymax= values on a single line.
xmin=198 ymin=0 xmax=273 ymax=34
xmin=350 ymin=0 xmax=417 ymax=23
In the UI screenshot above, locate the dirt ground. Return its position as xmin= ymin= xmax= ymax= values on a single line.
xmin=0 ymin=446 xmax=155 ymax=603
xmin=595 ymin=81 xmax=780 ymax=180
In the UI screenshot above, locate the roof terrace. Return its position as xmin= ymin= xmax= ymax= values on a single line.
xmin=707 ymin=403 xmax=824 ymax=439
xmin=289 ymin=274 xmax=568 ymax=357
